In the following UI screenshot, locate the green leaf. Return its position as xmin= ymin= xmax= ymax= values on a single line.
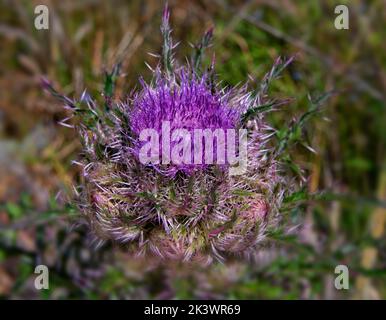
xmin=191 ymin=27 xmax=214 ymax=72
xmin=104 ymin=63 xmax=121 ymax=99
xmin=5 ymin=203 xmax=23 ymax=220
xmin=284 ymin=189 xmax=309 ymax=203
xmin=241 ymin=102 xmax=276 ymax=122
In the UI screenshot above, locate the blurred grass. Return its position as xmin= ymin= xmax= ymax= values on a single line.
xmin=0 ymin=0 xmax=385 ymax=299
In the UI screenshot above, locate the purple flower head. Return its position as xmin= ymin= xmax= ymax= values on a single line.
xmin=44 ymin=4 xmax=300 ymax=263
xmin=129 ymin=70 xmax=248 ymax=176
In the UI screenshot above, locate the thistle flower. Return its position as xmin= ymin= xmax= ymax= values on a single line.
xmin=129 ymin=71 xmax=246 ymax=176
xmin=44 ymin=5 xmax=297 ymax=263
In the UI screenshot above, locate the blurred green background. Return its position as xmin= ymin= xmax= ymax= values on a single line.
xmin=0 ymin=0 xmax=385 ymax=299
